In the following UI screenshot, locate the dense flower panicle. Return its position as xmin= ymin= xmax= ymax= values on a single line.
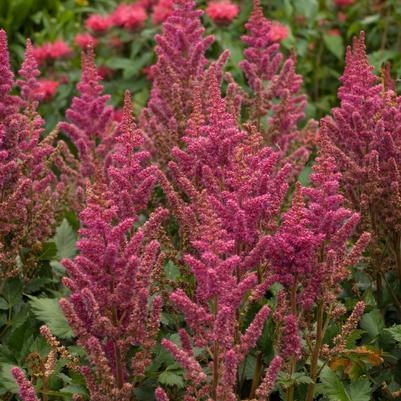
xmin=266 ymin=155 xmax=369 ymax=310
xmin=254 ymin=355 xmax=283 ymax=400
xmin=11 ymin=368 xmax=40 ymax=401
xmin=141 ymin=0 xmax=214 ymax=164
xmin=205 ymin=1 xmax=239 ymax=25
xmin=59 ymin=46 xmax=114 ymax=180
xmin=167 ymin=66 xmax=290 ymax=267
xmin=321 ymin=31 xmax=401 ymax=277
xmin=161 ymin=190 xmax=277 ymax=400
xmin=157 ymin=62 xmax=287 ymax=399
xmin=61 ymin=92 xmax=167 ymax=401
xmin=17 ymin=39 xmax=43 ymax=104
xmin=155 ymin=387 xmax=170 ymax=401
xmin=281 ymin=314 xmax=301 ymax=359
xmin=32 ymin=40 xmax=72 ymax=65
xmin=107 ymin=91 xmax=159 ymax=219
xmin=0 ymin=32 xmax=59 ymax=280
xmin=0 ymin=30 xmax=21 ymax=119
xmin=240 ymin=0 xmax=308 ymax=162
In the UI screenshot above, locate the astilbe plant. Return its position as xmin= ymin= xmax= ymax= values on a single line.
xmin=264 ymin=151 xmax=370 ymax=401
xmin=59 ymin=45 xmax=115 ymax=194
xmin=0 ymin=31 xmax=59 ymax=282
xmin=321 ymin=32 xmax=401 ymax=286
xmin=155 ymin=192 xmax=278 ymax=401
xmin=156 ymin=61 xmax=292 ymax=400
xmin=58 ymin=93 xmax=168 ymax=401
xmin=141 ymin=0 xmax=214 ymax=164
xmin=240 ymin=0 xmax=314 ymax=177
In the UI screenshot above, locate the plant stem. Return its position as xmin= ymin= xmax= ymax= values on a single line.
xmin=287 ymin=278 xmax=298 ymax=401
xmin=305 ymin=302 xmax=324 ymax=401
xmin=112 ymin=306 xmax=124 ymax=389
xmin=250 ymin=351 xmax=263 ymax=399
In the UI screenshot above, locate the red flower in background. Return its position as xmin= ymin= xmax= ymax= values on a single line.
xmin=334 ymin=0 xmax=354 ymax=6
xmin=269 ymin=21 xmax=289 ymax=42
xmin=74 ymin=33 xmax=98 ymax=49
xmin=112 ymin=4 xmax=147 ymax=30
xmin=35 ymin=79 xmax=59 ymax=101
xmin=85 ymin=14 xmax=113 ymax=32
xmin=206 ymin=0 xmax=239 ymax=25
xmin=97 ymin=65 xmax=114 ymax=80
xmin=328 ymin=28 xmax=341 ymax=36
xmin=32 ymin=40 xmax=72 ymax=65
xmin=152 ymin=0 xmax=174 ymax=24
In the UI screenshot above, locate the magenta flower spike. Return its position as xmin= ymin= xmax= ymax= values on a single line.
xmin=0 ymin=32 xmax=59 ymax=281
xmin=240 ymin=0 xmax=309 ymax=170
xmin=59 ymin=46 xmax=114 ymax=179
xmin=60 ymin=92 xmax=168 ymax=401
xmin=321 ymin=31 xmax=401 ymax=278
xmin=141 ymin=0 xmax=214 ymax=164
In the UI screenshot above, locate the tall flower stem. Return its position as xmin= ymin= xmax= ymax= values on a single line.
xmin=287 ymin=278 xmax=298 ymax=401
xmin=305 ymin=301 xmax=324 ymax=401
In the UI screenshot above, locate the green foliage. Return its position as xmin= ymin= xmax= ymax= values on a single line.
xmin=28 ymin=296 xmax=73 ymax=339
xmin=318 ymin=367 xmax=371 ymax=401
xmin=53 ymin=219 xmax=77 ymax=260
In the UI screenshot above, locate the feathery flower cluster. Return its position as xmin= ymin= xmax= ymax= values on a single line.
xmin=321 ymin=32 xmax=401 ymax=278
xmin=141 ymin=0 xmax=214 ymax=164
xmin=11 ymin=368 xmax=39 ymax=401
xmin=158 ymin=189 xmax=279 ymax=400
xmin=156 ymin=58 xmax=289 ymax=399
xmin=0 ymin=31 xmax=59 ymax=280
xmin=240 ymin=0 xmax=308 ymax=164
xmin=60 ymin=93 xmax=167 ymax=401
xmin=59 ymin=46 xmax=114 ymax=182
xmin=267 ymin=153 xmax=369 ymax=309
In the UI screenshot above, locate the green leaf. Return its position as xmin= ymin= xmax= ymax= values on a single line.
xmin=54 ymin=219 xmax=77 ymax=260
xmin=60 ymin=383 xmax=88 ymax=396
xmin=158 ymin=371 xmax=184 ymax=388
xmin=298 ymin=165 xmax=312 ymax=186
xmin=319 ymin=368 xmax=350 ymax=401
xmin=360 ymin=309 xmax=384 ymax=339
xmin=0 ymin=297 xmax=8 ymax=310
xmin=318 ymin=368 xmax=371 ymax=401
xmin=28 ymin=296 xmax=73 ymax=339
xmin=239 ymin=354 xmax=257 ymax=380
xmin=294 ymin=0 xmax=319 ymax=23
xmin=283 ymin=0 xmax=293 ymax=17
xmin=2 ymin=278 xmax=23 ymax=306
xmin=348 ymin=379 xmax=371 ymax=401
xmin=38 ymin=241 xmax=57 ymax=261
xmin=0 ymin=363 xmax=20 ymax=394
xmin=386 ymin=324 xmax=401 ymax=344
xmin=323 ymin=34 xmax=344 ymax=60
xmin=165 ymin=261 xmax=181 ymax=280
